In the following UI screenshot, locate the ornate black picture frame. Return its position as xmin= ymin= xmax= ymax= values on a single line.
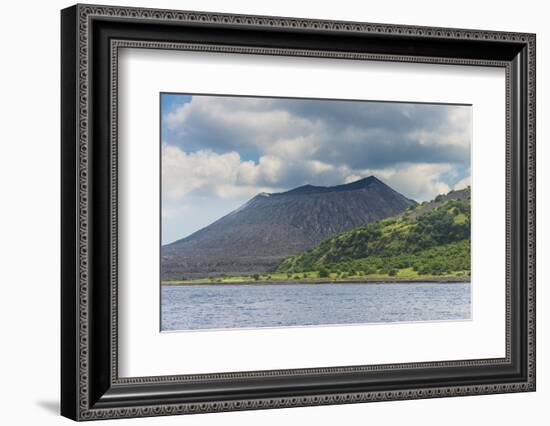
xmin=61 ymin=4 xmax=536 ymax=421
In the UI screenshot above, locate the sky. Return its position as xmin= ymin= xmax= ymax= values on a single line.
xmin=161 ymin=93 xmax=471 ymax=244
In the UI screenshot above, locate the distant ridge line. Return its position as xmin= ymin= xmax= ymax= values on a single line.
xmin=276 ymin=176 xmax=383 ymax=196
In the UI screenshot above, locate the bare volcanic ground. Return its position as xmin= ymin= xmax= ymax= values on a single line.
xmin=161 ymin=177 xmax=416 ymax=279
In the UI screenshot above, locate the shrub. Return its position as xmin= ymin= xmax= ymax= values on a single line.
xmin=318 ymin=268 xmax=329 ymax=278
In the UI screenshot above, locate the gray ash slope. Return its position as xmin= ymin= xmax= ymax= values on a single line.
xmin=162 ymin=176 xmax=416 ymax=279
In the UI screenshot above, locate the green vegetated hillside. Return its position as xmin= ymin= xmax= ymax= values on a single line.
xmin=276 ymin=187 xmax=471 ymax=280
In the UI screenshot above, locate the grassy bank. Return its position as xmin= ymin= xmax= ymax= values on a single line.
xmin=162 ymin=267 xmax=470 ymax=285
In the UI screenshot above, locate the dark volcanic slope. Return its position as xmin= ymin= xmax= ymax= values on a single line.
xmin=162 ymin=176 xmax=416 ymax=279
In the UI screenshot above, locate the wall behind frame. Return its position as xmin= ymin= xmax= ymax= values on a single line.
xmin=0 ymin=0 xmax=546 ymax=425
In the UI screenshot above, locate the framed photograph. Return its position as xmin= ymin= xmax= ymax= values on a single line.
xmin=61 ymin=4 xmax=536 ymax=421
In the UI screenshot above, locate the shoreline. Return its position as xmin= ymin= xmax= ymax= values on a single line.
xmin=162 ymin=277 xmax=471 ymax=286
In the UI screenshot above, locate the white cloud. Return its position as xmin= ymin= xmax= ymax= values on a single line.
xmin=162 ymin=144 xmax=242 ymax=199
xmin=263 ymin=135 xmax=321 ymax=160
xmin=163 ymin=144 xmax=359 ymax=202
xmin=359 ymin=163 xmax=455 ymax=202
xmin=344 ymin=174 xmax=364 ymax=184
xmin=162 ymin=144 xmax=287 ymax=201
xmin=164 ymin=96 xmax=317 ymax=155
xmin=165 ymin=102 xmax=192 ymax=129
xmin=163 ymin=141 xmax=461 ymax=205
xmin=161 ymin=95 xmax=472 ymax=240
xmin=411 ymin=107 xmax=471 ymax=150
xmin=454 ymin=176 xmax=471 ymax=190
xmin=163 ymin=96 xmax=471 ymax=169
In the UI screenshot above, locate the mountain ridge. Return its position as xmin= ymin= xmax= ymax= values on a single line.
xmin=161 ymin=176 xmax=416 ymax=279
xmin=276 ymin=176 xmax=383 ymax=196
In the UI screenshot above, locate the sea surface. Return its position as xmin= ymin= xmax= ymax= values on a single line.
xmin=161 ymin=282 xmax=471 ymax=331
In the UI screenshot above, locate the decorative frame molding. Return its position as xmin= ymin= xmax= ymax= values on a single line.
xmin=61 ymin=4 xmax=535 ymax=421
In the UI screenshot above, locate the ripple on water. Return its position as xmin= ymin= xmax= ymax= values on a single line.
xmin=161 ymin=282 xmax=471 ymax=331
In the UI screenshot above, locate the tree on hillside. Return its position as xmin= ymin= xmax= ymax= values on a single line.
xmin=318 ymin=267 xmax=329 ymax=278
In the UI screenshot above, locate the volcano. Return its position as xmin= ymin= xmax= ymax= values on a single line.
xmin=161 ymin=176 xmax=416 ymax=279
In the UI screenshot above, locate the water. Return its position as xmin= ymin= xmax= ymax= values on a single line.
xmin=161 ymin=282 xmax=471 ymax=331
